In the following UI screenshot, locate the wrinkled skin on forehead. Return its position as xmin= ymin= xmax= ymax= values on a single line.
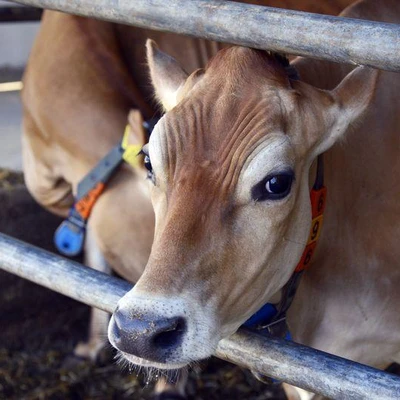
xmin=110 ymin=43 xmax=377 ymax=368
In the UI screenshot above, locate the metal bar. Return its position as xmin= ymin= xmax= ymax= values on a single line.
xmin=0 ymin=232 xmax=132 ymax=312
xmin=0 ymin=81 xmax=23 ymax=92
xmin=0 ymin=5 xmax=41 ymax=22
xmin=0 ymin=232 xmax=399 ymax=399
xmin=7 ymin=0 xmax=400 ymax=72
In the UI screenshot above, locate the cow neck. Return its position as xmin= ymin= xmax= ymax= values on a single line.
xmin=244 ymin=155 xmax=326 ymax=334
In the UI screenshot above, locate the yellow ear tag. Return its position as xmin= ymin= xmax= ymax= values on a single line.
xmin=121 ymin=125 xmax=142 ymax=168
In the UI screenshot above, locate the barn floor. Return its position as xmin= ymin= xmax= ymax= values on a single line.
xmin=0 ymin=169 xmax=286 ymax=400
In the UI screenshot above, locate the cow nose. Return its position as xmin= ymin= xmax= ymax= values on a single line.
xmin=110 ymin=307 xmax=187 ymax=363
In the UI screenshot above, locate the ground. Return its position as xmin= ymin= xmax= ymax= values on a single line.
xmin=0 ymin=169 xmax=286 ymax=400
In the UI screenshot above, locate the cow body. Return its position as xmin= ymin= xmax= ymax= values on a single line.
xmin=22 ymin=0 xmax=399 ymax=398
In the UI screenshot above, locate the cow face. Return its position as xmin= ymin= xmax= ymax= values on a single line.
xmin=108 ymin=40 xmax=378 ymax=369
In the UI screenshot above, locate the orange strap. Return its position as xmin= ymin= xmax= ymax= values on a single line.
xmin=75 ymin=182 xmax=105 ymax=220
xmin=294 ymin=186 xmax=327 ymax=272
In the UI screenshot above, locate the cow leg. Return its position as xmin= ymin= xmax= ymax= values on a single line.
xmin=74 ymin=227 xmax=111 ymax=361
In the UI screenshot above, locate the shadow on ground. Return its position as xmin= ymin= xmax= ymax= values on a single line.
xmin=0 ymin=169 xmax=286 ymax=400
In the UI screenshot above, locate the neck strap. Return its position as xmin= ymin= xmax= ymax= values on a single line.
xmin=54 ymin=120 xmax=157 ymax=256
xmin=244 ymin=155 xmax=326 ymax=329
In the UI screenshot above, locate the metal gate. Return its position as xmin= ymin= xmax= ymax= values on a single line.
xmin=2 ymin=1 xmax=400 ymax=398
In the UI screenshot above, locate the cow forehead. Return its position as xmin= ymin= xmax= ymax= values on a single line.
xmin=149 ymin=48 xmax=301 ymax=197
xmin=149 ymin=96 xmax=295 ymax=204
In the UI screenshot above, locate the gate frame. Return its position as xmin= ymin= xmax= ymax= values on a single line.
xmin=3 ymin=0 xmax=400 ymax=397
xmin=10 ymin=0 xmax=400 ymax=71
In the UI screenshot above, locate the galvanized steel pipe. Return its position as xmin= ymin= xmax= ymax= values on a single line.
xmin=8 ymin=0 xmax=400 ymax=72
xmin=0 ymin=232 xmax=399 ymax=399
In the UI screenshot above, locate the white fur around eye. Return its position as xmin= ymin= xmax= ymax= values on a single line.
xmin=236 ymin=134 xmax=296 ymax=203
xmin=148 ymin=121 xmax=169 ymax=186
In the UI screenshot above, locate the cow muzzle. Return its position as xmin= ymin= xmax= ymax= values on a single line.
xmin=109 ymin=306 xmax=186 ymax=364
xmin=108 ymin=293 xmax=219 ymax=368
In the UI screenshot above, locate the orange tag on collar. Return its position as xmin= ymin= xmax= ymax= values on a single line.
xmin=294 ymin=187 xmax=327 ymax=272
xmin=295 ymin=242 xmax=317 ymax=272
xmin=308 ymin=214 xmax=323 ymax=244
xmin=311 ymin=187 xmax=327 ymax=218
xmin=75 ymin=182 xmax=105 ymax=220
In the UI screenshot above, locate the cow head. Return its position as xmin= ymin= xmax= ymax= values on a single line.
xmin=108 ymin=40 xmax=378 ymax=369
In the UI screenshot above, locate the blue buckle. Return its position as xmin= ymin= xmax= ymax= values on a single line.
xmin=243 ymin=303 xmax=277 ymax=328
xmin=244 ymin=303 xmax=291 ymax=385
xmin=54 ymin=214 xmax=85 ymax=257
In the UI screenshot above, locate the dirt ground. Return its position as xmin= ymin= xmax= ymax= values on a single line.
xmin=0 ymin=169 xmax=286 ymax=400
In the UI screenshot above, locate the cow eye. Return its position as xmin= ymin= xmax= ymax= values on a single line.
xmin=140 ymin=145 xmax=154 ymax=182
xmin=252 ymin=171 xmax=294 ymax=201
xmin=144 ymin=155 xmax=152 ymax=174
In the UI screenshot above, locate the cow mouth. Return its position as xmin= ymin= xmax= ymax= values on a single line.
xmin=117 ymin=350 xmax=188 ymax=370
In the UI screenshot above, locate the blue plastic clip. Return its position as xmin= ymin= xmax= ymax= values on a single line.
xmin=244 ymin=302 xmax=292 ymax=385
xmin=243 ymin=303 xmax=277 ymax=328
xmin=54 ymin=216 xmax=85 ymax=257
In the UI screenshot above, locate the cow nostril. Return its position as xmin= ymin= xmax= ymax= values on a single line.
xmin=152 ymin=317 xmax=186 ymax=349
xmin=111 ymin=319 xmax=121 ymax=342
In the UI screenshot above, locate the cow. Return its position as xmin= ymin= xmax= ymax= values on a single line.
xmin=21 ymin=0 xmax=396 ymax=398
xmin=107 ymin=0 xmax=400 ymax=399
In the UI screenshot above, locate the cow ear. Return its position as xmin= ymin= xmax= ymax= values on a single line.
xmin=313 ymin=66 xmax=379 ymax=156
xmin=127 ymin=109 xmax=147 ymax=146
xmin=146 ymin=39 xmax=188 ymax=111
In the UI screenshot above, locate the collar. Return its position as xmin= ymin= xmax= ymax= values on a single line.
xmin=244 ymin=155 xmax=326 ymax=331
xmin=54 ymin=119 xmax=158 ymax=256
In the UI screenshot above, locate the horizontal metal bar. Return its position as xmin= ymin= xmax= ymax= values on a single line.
xmin=0 ymin=81 xmax=23 ymax=91
xmin=0 ymin=232 xmax=132 ymax=312
xmin=0 ymin=4 xmax=41 ymax=22
xmin=0 ymin=232 xmax=399 ymax=398
xmin=0 ymin=0 xmax=24 ymax=6
xmin=8 ymin=0 xmax=400 ymax=72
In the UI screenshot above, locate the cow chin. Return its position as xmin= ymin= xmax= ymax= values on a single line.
xmin=118 ymin=351 xmax=188 ymax=370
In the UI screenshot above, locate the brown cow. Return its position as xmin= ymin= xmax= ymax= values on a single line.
xmin=22 ymin=0 xmax=393 ymax=398
xmin=108 ymin=1 xmax=400 ymax=399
